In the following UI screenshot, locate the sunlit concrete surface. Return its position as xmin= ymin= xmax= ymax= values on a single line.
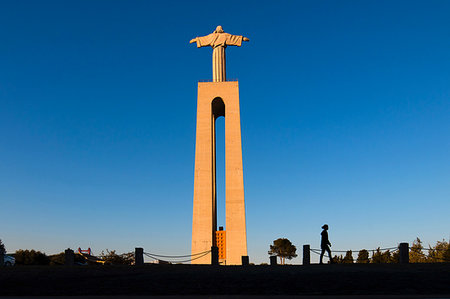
xmin=192 ymin=81 xmax=247 ymax=265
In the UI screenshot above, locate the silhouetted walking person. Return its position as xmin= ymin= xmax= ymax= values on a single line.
xmin=320 ymin=224 xmax=333 ymax=264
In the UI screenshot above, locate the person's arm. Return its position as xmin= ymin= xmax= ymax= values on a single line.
xmin=325 ymin=231 xmax=331 ymax=246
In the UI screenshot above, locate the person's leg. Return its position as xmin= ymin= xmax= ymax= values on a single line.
xmin=320 ymin=248 xmax=325 ymax=264
xmin=326 ymin=247 xmax=333 ymax=263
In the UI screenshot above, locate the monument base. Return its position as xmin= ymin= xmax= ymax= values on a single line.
xmin=191 ymin=81 xmax=247 ymax=265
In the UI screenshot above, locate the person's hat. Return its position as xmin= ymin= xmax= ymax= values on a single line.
xmin=322 ymin=224 xmax=329 ymax=229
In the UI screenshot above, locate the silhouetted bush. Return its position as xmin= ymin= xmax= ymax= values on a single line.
xmin=410 ymin=238 xmax=427 ymax=263
xmin=49 ymin=252 xmax=65 ymax=265
xmin=390 ymin=250 xmax=399 ymax=263
xmin=99 ymin=250 xmax=134 ymax=265
xmin=332 ymin=255 xmax=344 ymax=263
xmin=371 ymin=248 xmax=393 ymax=263
xmin=343 ymin=250 xmax=354 ymax=263
xmin=48 ymin=252 xmax=86 ymax=265
xmin=14 ymin=249 xmax=50 ymax=265
xmin=357 ymin=249 xmax=370 ymax=263
xmin=422 ymin=239 xmax=450 ymax=263
xmin=404 ymin=237 xmax=450 ymax=263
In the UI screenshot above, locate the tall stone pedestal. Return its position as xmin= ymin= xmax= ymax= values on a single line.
xmin=191 ymin=81 xmax=247 ymax=265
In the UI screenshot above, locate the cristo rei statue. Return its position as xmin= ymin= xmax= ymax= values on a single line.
xmin=190 ymin=25 xmax=249 ymax=82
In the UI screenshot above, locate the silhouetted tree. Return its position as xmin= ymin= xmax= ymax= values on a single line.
xmin=410 ymin=238 xmax=427 ymax=263
xmin=268 ymin=238 xmax=297 ymax=265
xmin=0 ymin=239 xmax=5 ymax=254
xmin=14 ymin=249 xmax=50 ymax=265
xmin=100 ymin=250 xmax=134 ymax=265
xmin=356 ymin=249 xmax=370 ymax=263
xmin=343 ymin=250 xmax=354 ymax=263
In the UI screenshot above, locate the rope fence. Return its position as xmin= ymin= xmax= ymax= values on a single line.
xmin=142 ymin=250 xmax=211 ymax=264
xmin=309 ymin=246 xmax=399 ymax=261
xmin=57 ymin=243 xmax=448 ymax=267
xmin=310 ymin=246 xmax=398 ymax=253
xmin=142 ymin=250 xmax=211 ymax=258
xmin=304 ymin=243 xmax=448 ymax=265
xmin=418 ymin=247 xmax=448 ymax=251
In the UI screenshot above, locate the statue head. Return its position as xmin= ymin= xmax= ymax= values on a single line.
xmin=214 ymin=25 xmax=224 ymax=33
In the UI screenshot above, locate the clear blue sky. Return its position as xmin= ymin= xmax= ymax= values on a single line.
xmin=1 ymin=0 xmax=449 ymax=264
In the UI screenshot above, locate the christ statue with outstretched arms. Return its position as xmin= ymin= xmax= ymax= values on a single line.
xmin=190 ymin=26 xmax=249 ymax=82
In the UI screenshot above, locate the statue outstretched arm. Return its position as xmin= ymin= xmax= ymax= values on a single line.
xmin=225 ymin=34 xmax=249 ymax=47
xmin=190 ymin=34 xmax=214 ymax=48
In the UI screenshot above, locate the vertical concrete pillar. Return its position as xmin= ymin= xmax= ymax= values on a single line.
xmin=135 ymin=248 xmax=144 ymax=266
xmin=65 ymin=248 xmax=74 ymax=266
xmin=192 ymin=84 xmax=216 ymax=264
xmin=303 ymin=245 xmax=310 ymax=265
xmin=211 ymin=246 xmax=219 ymax=265
xmin=224 ymin=82 xmax=247 ymax=266
xmin=270 ymin=255 xmax=277 ymax=266
xmin=242 ymin=256 xmax=249 ymax=266
xmin=399 ymin=243 xmax=409 ymax=264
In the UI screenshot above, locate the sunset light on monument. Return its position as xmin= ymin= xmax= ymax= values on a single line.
xmin=0 ymin=1 xmax=449 ymax=296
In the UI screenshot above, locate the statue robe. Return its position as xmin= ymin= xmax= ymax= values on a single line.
xmin=194 ymin=33 xmax=244 ymax=82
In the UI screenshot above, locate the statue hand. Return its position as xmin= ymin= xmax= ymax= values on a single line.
xmin=243 ymin=37 xmax=250 ymax=42
xmin=190 ymin=38 xmax=197 ymax=44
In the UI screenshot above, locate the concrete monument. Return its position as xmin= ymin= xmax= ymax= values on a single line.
xmin=190 ymin=26 xmax=249 ymax=265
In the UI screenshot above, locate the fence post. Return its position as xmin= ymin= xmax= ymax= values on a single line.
xmin=241 ymin=256 xmax=249 ymax=266
xmin=303 ymin=244 xmax=310 ymax=265
xmin=211 ymin=246 xmax=219 ymax=265
xmin=65 ymin=248 xmax=74 ymax=266
xmin=0 ymin=252 xmax=4 ymax=267
xmin=270 ymin=255 xmax=277 ymax=266
xmin=399 ymin=243 xmax=409 ymax=264
xmin=135 ymin=248 xmax=144 ymax=266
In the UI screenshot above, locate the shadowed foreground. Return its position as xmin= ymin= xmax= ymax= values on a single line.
xmin=0 ymin=264 xmax=449 ymax=296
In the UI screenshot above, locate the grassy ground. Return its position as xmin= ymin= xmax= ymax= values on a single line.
xmin=0 ymin=263 xmax=449 ymax=296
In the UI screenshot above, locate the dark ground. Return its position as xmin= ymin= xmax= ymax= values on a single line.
xmin=0 ymin=263 xmax=449 ymax=296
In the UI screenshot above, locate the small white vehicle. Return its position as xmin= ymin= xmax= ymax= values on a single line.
xmin=3 ymin=254 xmax=15 ymax=266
